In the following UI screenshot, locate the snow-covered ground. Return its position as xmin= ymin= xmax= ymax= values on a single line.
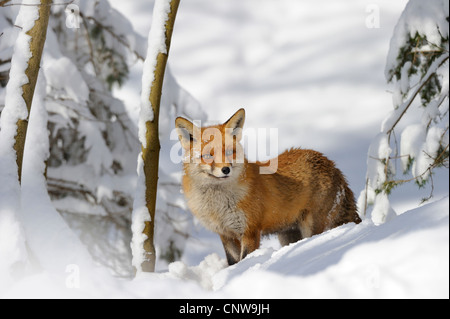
xmin=3 ymin=196 xmax=448 ymax=298
xmin=1 ymin=0 xmax=448 ymax=298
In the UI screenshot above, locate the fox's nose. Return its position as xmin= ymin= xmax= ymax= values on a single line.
xmin=221 ymin=167 xmax=231 ymax=175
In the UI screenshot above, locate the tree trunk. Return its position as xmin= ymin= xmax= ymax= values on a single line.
xmin=140 ymin=0 xmax=180 ymax=273
xmin=13 ymin=0 xmax=52 ymax=183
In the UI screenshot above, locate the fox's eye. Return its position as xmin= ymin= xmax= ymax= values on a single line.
xmin=202 ymin=154 xmax=213 ymax=160
xmin=225 ymin=149 xmax=234 ymax=156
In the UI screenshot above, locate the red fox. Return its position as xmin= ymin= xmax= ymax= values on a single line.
xmin=175 ymin=108 xmax=361 ymax=265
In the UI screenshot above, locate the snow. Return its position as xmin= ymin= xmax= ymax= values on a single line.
xmin=219 ymin=197 xmax=447 ymax=298
xmin=42 ymin=31 xmax=89 ymax=104
xmin=2 ymin=196 xmax=448 ymax=298
xmin=400 ymin=124 xmax=426 ymax=173
xmin=1 ymin=0 xmax=449 ymax=299
xmin=370 ymin=192 xmax=397 ymax=225
xmin=138 ymin=0 xmax=172 ymax=147
xmin=0 ymin=0 xmax=43 ymax=290
xmin=20 ymin=71 xmax=95 ymax=276
xmin=363 ymin=122 xmax=407 ymax=225
xmin=364 ymin=0 xmax=448 ymax=224
xmin=382 ymin=52 xmax=449 ymax=135
xmin=130 ymin=155 xmax=151 ymax=274
xmin=385 ymin=0 xmax=449 ymax=80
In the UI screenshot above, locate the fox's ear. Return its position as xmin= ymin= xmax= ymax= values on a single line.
xmin=175 ymin=117 xmax=196 ymax=150
xmin=224 ymin=108 xmax=245 ymax=141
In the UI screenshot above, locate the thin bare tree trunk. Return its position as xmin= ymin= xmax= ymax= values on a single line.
xmin=13 ymin=0 xmax=52 ymax=183
xmin=140 ymin=0 xmax=180 ymax=273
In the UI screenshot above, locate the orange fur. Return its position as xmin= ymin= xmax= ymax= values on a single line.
xmin=175 ymin=109 xmax=361 ymax=265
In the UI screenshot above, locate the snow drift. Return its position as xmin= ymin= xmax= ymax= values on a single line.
xmin=2 ymin=196 xmax=448 ymax=298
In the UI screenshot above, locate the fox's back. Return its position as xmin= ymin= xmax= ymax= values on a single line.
xmin=249 ymin=148 xmax=360 ymax=235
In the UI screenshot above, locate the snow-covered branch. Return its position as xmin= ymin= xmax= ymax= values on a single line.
xmin=360 ymin=0 xmax=449 ymax=224
xmin=382 ymin=53 xmax=449 ymax=135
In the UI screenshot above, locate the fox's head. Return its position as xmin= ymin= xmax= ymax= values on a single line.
xmin=175 ymin=108 xmax=246 ymax=182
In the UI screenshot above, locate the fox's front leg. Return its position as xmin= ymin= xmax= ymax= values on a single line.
xmin=220 ymin=234 xmax=241 ymax=266
xmin=240 ymin=230 xmax=261 ymax=261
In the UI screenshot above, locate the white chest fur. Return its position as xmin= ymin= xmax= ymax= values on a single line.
xmin=186 ymin=181 xmax=248 ymax=237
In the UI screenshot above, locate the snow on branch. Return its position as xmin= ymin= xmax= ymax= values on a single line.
xmin=382 ymin=53 xmax=449 ymax=135
xmin=0 ymin=0 xmax=50 ymax=289
xmin=138 ymin=0 xmax=174 ymax=147
xmin=360 ymin=0 xmax=449 ymax=224
xmin=132 ymin=0 xmax=180 ymax=275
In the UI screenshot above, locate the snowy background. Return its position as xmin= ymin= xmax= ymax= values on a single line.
xmin=114 ymin=0 xmax=449 ymax=212
xmin=0 ymin=0 xmax=448 ymax=298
